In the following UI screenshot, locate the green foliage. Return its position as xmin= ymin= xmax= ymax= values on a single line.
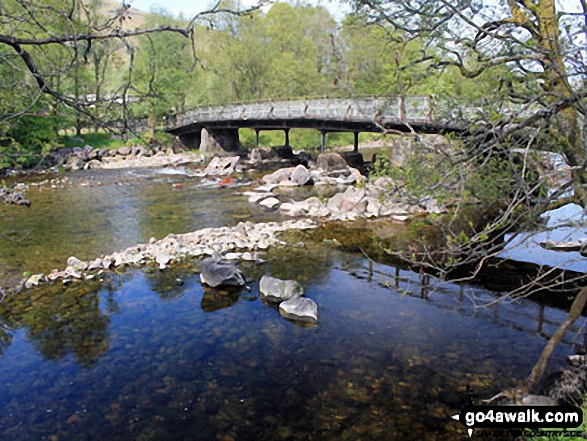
xmin=1 ymin=112 xmax=63 ymax=169
xmin=239 ymin=128 xmax=360 ymax=151
xmin=368 ymin=144 xmax=453 ymax=202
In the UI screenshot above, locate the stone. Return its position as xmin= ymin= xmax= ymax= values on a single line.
xmin=249 ymin=147 xmax=280 ymax=162
xmin=289 ymin=164 xmax=311 ymax=186
xmin=519 ymin=395 xmax=558 ymax=406
xmin=87 ymin=258 xmax=103 ymax=271
xmin=259 ymin=197 xmax=280 ymax=209
xmin=364 ymin=197 xmax=381 ymax=218
xmin=247 ymin=193 xmax=274 ymax=203
xmin=84 ymin=159 xmax=102 ymax=170
xmin=64 ymin=266 xmax=82 ymax=279
xmin=102 ymin=257 xmax=114 ymax=269
xmin=155 ymin=252 xmax=171 ymax=270
xmin=279 ymin=297 xmax=318 ymax=324
xmin=66 ymin=156 xmax=85 ymax=171
xmin=262 ymin=167 xmax=294 ymax=184
xmin=271 ymin=145 xmax=294 ymax=159
xmin=67 ymin=256 xmax=88 ymax=271
xmin=199 ymin=256 xmax=245 ymax=287
xmin=317 ymin=152 xmax=349 ymax=173
xmin=255 ymin=183 xmax=279 ymax=192
xmin=372 ymin=176 xmax=397 ymax=190
xmin=420 ymin=197 xmax=447 ymax=214
xmin=259 ymin=275 xmax=304 ymax=303
xmin=539 ymin=240 xmax=587 ymax=252
xmin=117 ymin=146 xmax=131 ymax=156
xmin=204 ymin=156 xmax=240 ymax=175
xmin=339 ymin=151 xmax=364 ymax=170
xmin=25 ymin=274 xmax=45 ymax=289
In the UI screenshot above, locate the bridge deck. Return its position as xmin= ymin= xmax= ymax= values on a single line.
xmin=167 ymin=96 xmax=462 ymax=136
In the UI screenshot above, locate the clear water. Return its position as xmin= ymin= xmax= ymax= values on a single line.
xmin=0 ymin=168 xmax=583 ymax=440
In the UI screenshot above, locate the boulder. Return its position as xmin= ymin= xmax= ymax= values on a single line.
xmin=289 ymin=164 xmax=312 ymax=186
xmin=250 ymin=147 xmax=278 ymax=162
xmin=199 ymin=256 xmax=245 ymax=287
xmin=364 ymin=197 xmax=382 ymax=218
xmin=259 ymin=275 xmax=303 ymax=303
xmin=204 ymin=156 xmax=239 ymax=175
xmin=340 ymin=151 xmax=364 ymax=170
xmin=262 ymin=167 xmax=294 ymax=184
xmin=280 ymin=197 xmax=329 ymax=217
xmin=271 ymin=145 xmax=294 ymax=159
xmin=317 ymin=152 xmax=349 ymax=173
xmin=327 ymin=186 xmax=366 ymax=214
xmin=279 ymin=297 xmax=318 ymax=324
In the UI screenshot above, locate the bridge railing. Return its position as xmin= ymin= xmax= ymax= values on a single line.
xmin=174 ymin=96 xmax=436 ymax=127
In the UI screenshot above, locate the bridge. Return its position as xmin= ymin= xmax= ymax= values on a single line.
xmin=166 ymin=96 xmax=462 ymax=153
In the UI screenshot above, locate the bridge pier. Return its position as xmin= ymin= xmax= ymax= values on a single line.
xmin=201 ymin=128 xmax=242 ymax=155
xmin=354 ymin=132 xmax=359 ymax=152
xmin=284 ymin=129 xmax=290 ymax=148
xmin=178 ymin=132 xmax=202 ymax=150
xmin=320 ymin=130 xmax=326 ymax=154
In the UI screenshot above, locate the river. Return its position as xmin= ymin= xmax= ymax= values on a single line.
xmin=0 ymin=167 xmax=583 ymax=440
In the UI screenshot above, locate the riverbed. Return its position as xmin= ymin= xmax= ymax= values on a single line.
xmin=0 ymin=167 xmax=584 ymax=440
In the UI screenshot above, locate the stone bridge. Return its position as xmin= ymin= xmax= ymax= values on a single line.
xmin=166 ymin=96 xmax=462 ymax=153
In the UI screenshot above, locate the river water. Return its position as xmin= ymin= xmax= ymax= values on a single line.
xmin=0 ymin=168 xmax=584 ymax=440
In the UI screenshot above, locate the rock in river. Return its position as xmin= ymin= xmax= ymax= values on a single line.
xmin=279 ymin=297 xmax=318 ymax=324
xmin=199 ymin=256 xmax=245 ymax=287
xmin=259 ymin=275 xmax=304 ymax=303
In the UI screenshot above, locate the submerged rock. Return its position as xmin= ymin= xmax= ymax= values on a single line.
xmin=259 ymin=275 xmax=304 ymax=303
xmin=279 ymin=297 xmax=318 ymax=324
xmin=199 ymin=256 xmax=245 ymax=287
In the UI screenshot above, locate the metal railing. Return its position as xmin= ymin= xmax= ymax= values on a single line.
xmin=173 ymin=96 xmax=435 ymax=127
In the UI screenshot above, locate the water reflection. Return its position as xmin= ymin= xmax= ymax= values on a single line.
xmin=0 ymin=281 xmax=110 ymax=367
xmin=0 ymin=248 xmax=583 ymax=440
xmin=201 ymin=286 xmax=243 ymax=312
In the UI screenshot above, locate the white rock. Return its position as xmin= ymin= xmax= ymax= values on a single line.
xmin=247 ymin=192 xmax=274 ymax=203
xmin=279 ymin=297 xmax=318 ymax=324
xmin=259 ymin=275 xmax=304 ymax=303
xmin=259 ymin=197 xmax=280 ymax=209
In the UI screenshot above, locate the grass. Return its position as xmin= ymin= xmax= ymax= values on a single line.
xmin=58 ymin=131 xmax=175 ymax=151
xmin=238 ymin=128 xmax=384 ymax=150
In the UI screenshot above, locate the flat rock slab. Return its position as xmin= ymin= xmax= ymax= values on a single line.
xmin=259 ymin=197 xmax=280 ymax=209
xmin=279 ymin=297 xmax=318 ymax=324
xmin=259 ymin=275 xmax=303 ymax=303
xmin=247 ymin=192 xmax=274 ymax=203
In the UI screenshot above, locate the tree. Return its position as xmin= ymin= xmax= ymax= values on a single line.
xmin=0 ymin=0 xmax=264 ymax=165
xmin=350 ymin=0 xmax=586 ymax=195
xmin=350 ymin=0 xmax=587 ymax=396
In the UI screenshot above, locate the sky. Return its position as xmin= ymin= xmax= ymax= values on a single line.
xmin=127 ymin=0 xmax=350 ymax=20
xmin=127 ymin=0 xmax=583 ymax=20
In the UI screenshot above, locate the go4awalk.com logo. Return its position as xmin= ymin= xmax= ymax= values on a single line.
xmin=451 ymin=405 xmax=584 ymax=438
